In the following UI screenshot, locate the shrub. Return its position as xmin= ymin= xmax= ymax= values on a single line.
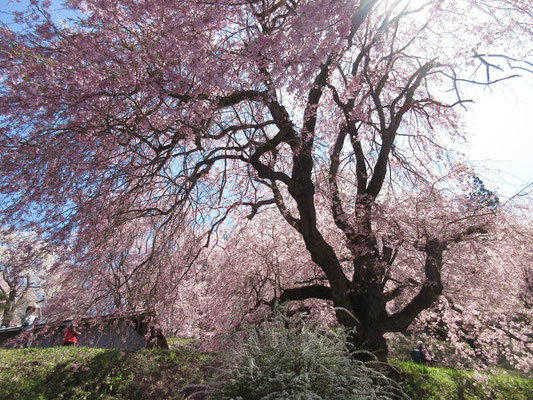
xmin=211 ymin=307 xmax=408 ymax=400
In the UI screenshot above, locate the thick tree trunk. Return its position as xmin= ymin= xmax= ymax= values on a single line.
xmin=1 ymin=290 xmax=17 ymax=327
xmin=132 ymin=313 xmax=169 ymax=349
xmin=346 ymin=282 xmax=390 ymax=362
xmin=1 ymin=306 xmax=13 ymax=328
xmin=347 ymin=327 xmax=389 ymax=362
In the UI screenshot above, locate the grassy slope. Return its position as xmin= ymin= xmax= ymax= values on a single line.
xmin=0 ymin=344 xmax=531 ymax=400
xmin=393 ymin=361 xmax=533 ymax=400
xmin=0 ymin=345 xmax=213 ymax=400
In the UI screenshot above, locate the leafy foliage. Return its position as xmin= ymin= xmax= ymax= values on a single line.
xmin=211 ymin=307 xmax=408 ymax=400
xmin=467 ymin=176 xmax=500 ymax=211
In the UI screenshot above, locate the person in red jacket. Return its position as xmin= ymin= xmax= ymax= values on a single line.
xmin=62 ymin=320 xmax=81 ymax=346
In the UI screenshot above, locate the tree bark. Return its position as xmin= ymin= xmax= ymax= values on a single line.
xmin=1 ymin=290 xmax=17 ymax=327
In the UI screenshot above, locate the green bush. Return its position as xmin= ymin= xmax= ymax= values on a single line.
xmin=211 ymin=308 xmax=408 ymax=400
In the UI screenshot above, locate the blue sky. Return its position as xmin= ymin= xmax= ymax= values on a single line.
xmin=1 ymin=0 xmax=77 ymax=28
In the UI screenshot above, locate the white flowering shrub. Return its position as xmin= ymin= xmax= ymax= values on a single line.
xmin=211 ymin=308 xmax=409 ymax=400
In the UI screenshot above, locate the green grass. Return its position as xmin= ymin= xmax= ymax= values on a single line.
xmin=166 ymin=336 xmax=199 ymax=351
xmin=393 ymin=361 xmax=533 ymax=400
xmin=0 ymin=345 xmax=531 ymax=400
xmin=0 ymin=346 xmax=213 ymax=400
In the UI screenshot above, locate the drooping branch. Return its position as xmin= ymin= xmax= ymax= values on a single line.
xmin=328 ymin=128 xmax=357 ymax=239
xmin=243 ymin=198 xmax=277 ymax=220
xmin=382 ymin=222 xmax=490 ymax=333
xmin=166 ymin=89 xmax=267 ymax=109
xmin=350 ymin=0 xmax=380 ymax=41
xmin=366 ymin=61 xmax=435 ymax=199
xmin=270 ymin=180 xmax=300 ymax=229
xmin=381 ymin=239 xmax=446 ymax=332
xmin=348 ymin=129 xmax=369 ymax=196
xmin=271 ymin=284 xmax=333 ymax=306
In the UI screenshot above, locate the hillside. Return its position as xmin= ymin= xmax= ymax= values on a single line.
xmin=0 ymin=344 xmax=531 ymax=400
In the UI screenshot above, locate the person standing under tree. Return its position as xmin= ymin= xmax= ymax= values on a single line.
xmin=20 ymin=303 xmax=42 ymax=347
xmin=410 ymin=341 xmax=428 ymax=365
xmin=62 ymin=320 xmax=82 ymax=346
xmin=21 ymin=304 xmax=42 ymax=330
